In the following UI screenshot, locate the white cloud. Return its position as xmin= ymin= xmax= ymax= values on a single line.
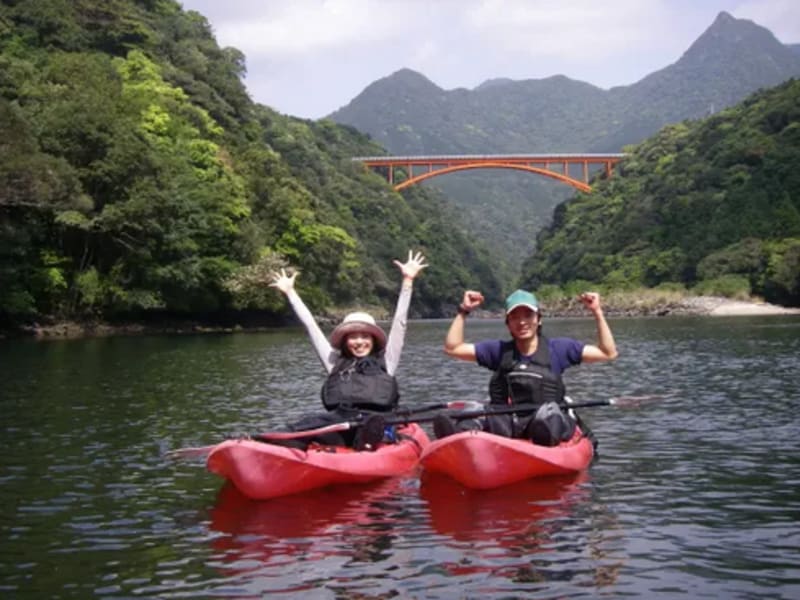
xmin=463 ymin=0 xmax=676 ymax=60
xmin=410 ymin=39 xmax=440 ymax=66
xmin=214 ymin=0 xmax=413 ymax=57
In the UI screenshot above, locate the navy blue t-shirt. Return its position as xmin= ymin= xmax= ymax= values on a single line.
xmin=474 ymin=338 xmax=584 ymax=375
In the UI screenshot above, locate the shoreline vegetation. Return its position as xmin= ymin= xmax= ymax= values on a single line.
xmin=2 ymin=292 xmax=799 ymax=341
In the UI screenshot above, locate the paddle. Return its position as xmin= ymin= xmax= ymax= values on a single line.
xmin=165 ymin=399 xmax=487 ymax=460
xmin=393 ymin=399 xmax=486 ymax=417
xmin=252 ymin=397 xmax=635 ymax=438
xmin=165 ymin=395 xmax=657 ymax=459
xmin=407 ymin=394 xmax=651 ymax=422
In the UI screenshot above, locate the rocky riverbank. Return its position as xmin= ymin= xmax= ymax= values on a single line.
xmin=494 ymin=295 xmax=800 ymax=319
xmin=3 ymin=296 xmax=799 ymax=340
xmin=678 ymin=296 xmax=800 ymax=316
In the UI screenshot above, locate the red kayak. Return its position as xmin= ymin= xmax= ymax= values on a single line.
xmin=207 ymin=423 xmax=430 ymax=500
xmin=419 ymin=427 xmax=593 ymax=489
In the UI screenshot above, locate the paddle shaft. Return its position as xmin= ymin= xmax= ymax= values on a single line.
xmin=250 ymin=400 xmax=486 ymax=441
xmin=165 ymin=397 xmax=628 ymax=459
xmin=384 ymin=398 xmax=614 ymax=424
xmin=252 ymin=398 xmax=614 ymax=441
xmin=165 ymin=399 xmax=482 ymax=458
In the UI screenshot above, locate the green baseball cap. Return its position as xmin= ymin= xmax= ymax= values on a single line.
xmin=504 ymin=289 xmax=539 ymax=315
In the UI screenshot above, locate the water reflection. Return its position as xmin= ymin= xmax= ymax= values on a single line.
xmin=207 ymin=475 xmax=413 ymax=594
xmin=421 ymin=470 xmax=590 ymax=542
xmin=420 ymin=470 xmax=624 ymax=592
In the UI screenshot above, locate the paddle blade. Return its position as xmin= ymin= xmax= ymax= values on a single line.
xmin=444 ymin=400 xmax=485 ymax=412
xmin=255 ymin=420 xmax=354 ymax=440
xmin=608 ymin=394 xmax=665 ymax=408
xmin=164 ymin=444 xmax=216 ymax=460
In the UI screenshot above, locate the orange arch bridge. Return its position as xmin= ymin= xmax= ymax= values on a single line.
xmin=353 ymin=153 xmax=626 ymax=192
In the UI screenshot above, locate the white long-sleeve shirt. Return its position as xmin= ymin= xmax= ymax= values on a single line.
xmin=284 ymin=280 xmax=414 ymax=375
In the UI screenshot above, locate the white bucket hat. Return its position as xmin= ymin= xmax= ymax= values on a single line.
xmin=329 ymin=312 xmax=387 ymax=350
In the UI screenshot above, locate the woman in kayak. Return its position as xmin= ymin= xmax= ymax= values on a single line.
xmin=436 ymin=289 xmax=618 ymax=445
xmin=269 ymin=250 xmax=428 ymax=450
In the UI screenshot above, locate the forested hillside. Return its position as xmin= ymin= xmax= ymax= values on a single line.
xmin=520 ymin=79 xmax=800 ymax=306
xmin=0 ymin=0 xmax=501 ymax=328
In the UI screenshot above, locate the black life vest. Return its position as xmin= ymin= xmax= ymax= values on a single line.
xmin=488 ymin=336 xmax=566 ymax=407
xmin=321 ymin=355 xmax=399 ymax=412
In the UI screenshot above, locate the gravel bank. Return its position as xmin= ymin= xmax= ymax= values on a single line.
xmin=680 ymin=297 xmax=800 ymax=316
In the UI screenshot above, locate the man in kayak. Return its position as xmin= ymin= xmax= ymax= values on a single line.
xmin=436 ymin=289 xmax=618 ymax=445
xmin=269 ymin=250 xmax=428 ymax=450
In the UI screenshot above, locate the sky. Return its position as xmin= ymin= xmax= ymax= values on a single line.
xmin=177 ymin=0 xmax=800 ymax=120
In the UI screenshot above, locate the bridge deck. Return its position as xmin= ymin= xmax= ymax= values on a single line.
xmin=353 ymin=153 xmax=625 ymax=163
xmin=353 ymin=153 xmax=626 ymax=192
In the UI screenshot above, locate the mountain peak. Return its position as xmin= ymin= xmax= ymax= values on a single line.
xmin=327 ymin=68 xmax=442 ymax=121
xmin=474 ymin=77 xmax=514 ymax=91
xmin=382 ymin=68 xmax=440 ymax=89
xmin=675 ymin=9 xmax=800 ymax=78
xmin=711 ymin=10 xmax=736 ymax=26
xmin=687 ymin=10 xmax=782 ymax=55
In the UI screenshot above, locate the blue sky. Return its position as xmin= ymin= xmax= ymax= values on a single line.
xmin=178 ymin=0 xmax=800 ymax=119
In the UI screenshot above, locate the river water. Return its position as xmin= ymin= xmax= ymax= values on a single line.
xmin=1 ymin=316 xmax=799 ymax=599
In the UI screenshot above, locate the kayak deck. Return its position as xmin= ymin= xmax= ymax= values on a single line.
xmin=207 ymin=423 xmax=430 ymax=499
xmin=420 ymin=428 xmax=593 ymax=489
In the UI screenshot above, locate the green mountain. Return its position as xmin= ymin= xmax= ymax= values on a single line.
xmin=329 ymin=12 xmax=800 ymax=280
xmin=332 ymin=69 xmax=614 ymax=154
xmin=521 ymin=79 xmax=800 ymax=306
xmin=0 ymin=0 xmax=501 ymax=326
xmin=596 ymin=12 xmax=800 ymax=151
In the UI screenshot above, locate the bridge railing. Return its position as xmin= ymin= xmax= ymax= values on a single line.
xmin=353 ymin=153 xmax=627 ymax=192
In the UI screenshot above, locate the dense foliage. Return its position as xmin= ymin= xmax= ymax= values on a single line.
xmin=0 ymin=0 xmax=501 ymax=326
xmin=329 ymin=13 xmax=800 ymax=280
xmin=519 ymin=79 xmax=800 ymax=306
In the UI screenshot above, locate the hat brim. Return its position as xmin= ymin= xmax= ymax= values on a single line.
xmin=330 ymin=321 xmax=387 ymax=350
xmin=506 ymin=302 xmax=539 ymax=315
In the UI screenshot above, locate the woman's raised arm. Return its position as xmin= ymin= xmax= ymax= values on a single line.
xmin=270 ymin=268 xmax=336 ymax=373
xmin=384 ymin=250 xmax=428 ymax=375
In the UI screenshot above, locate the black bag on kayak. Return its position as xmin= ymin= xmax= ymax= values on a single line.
xmin=525 ymin=401 xmax=576 ymax=446
xmin=484 ymin=401 xmax=575 ymax=446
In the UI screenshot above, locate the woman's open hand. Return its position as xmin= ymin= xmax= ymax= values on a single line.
xmin=270 ymin=268 xmax=298 ymax=294
xmin=394 ymin=250 xmax=428 ymax=280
